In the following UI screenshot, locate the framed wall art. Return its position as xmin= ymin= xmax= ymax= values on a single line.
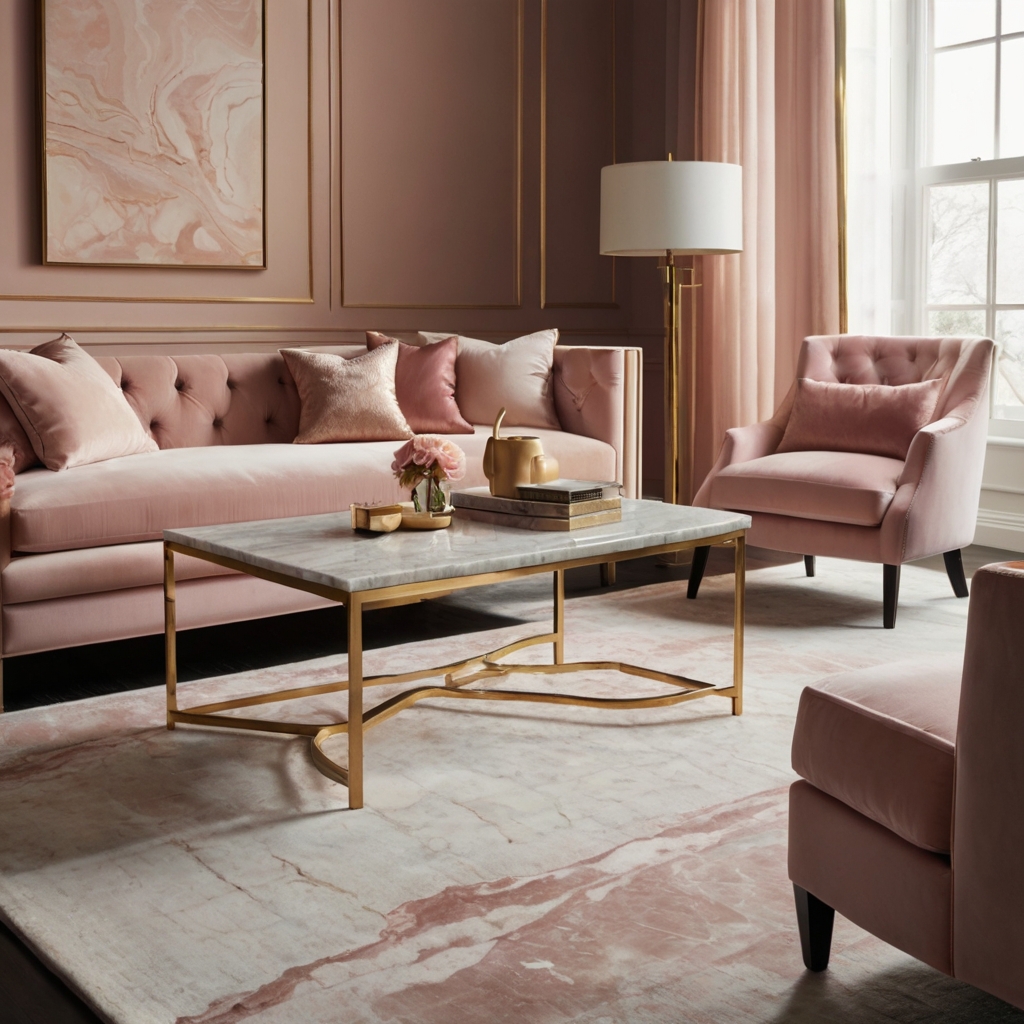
xmin=41 ymin=0 xmax=266 ymax=268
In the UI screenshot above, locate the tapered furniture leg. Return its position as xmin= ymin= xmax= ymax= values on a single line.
xmin=804 ymin=555 xmax=816 ymax=577
xmin=943 ymin=549 xmax=969 ymax=598
xmin=794 ymin=884 xmax=835 ymax=972
xmin=687 ymin=545 xmax=711 ymax=599
xmin=883 ymin=563 xmax=901 ymax=629
xmin=600 ymin=561 xmax=616 ymax=586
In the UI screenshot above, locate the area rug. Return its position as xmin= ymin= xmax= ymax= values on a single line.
xmin=0 ymin=557 xmax=1019 ymax=1023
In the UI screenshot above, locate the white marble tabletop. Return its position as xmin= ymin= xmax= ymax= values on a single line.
xmin=165 ymin=500 xmax=750 ymax=595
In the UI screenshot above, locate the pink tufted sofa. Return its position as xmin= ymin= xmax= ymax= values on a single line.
xmin=0 ymin=344 xmax=641 ymax=705
xmin=691 ymin=335 xmax=994 ymax=627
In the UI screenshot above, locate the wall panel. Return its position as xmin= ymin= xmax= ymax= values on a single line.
xmin=340 ymin=0 xmax=522 ymax=308
xmin=541 ymin=0 xmax=616 ymax=308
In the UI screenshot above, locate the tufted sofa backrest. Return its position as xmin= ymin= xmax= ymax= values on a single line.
xmin=89 ymin=345 xmax=627 ymax=451
xmin=94 ymin=352 xmax=307 ymax=449
xmin=798 ymin=335 xmax=993 ymax=421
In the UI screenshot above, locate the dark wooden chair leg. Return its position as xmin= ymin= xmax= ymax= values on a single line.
xmin=883 ymin=563 xmax=901 ymax=629
xmin=794 ymin=884 xmax=835 ymax=972
xmin=943 ymin=549 xmax=969 ymax=598
xmin=803 ymin=555 xmax=816 ymax=577
xmin=600 ymin=561 xmax=616 ymax=587
xmin=686 ymin=545 xmax=711 ymax=599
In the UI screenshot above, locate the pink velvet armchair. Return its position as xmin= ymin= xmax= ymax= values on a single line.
xmin=691 ymin=335 xmax=994 ymax=627
xmin=787 ymin=561 xmax=1024 ymax=1011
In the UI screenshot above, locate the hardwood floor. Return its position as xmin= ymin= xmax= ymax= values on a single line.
xmin=0 ymin=543 xmax=1013 ymax=1022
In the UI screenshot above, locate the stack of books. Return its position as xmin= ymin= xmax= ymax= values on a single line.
xmin=451 ymin=480 xmax=622 ymax=531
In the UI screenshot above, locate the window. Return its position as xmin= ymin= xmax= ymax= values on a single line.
xmin=922 ymin=0 xmax=1024 ymax=421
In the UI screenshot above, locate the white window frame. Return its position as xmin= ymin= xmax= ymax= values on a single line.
xmin=906 ymin=0 xmax=1024 ymax=435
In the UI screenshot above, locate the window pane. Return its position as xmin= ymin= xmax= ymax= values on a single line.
xmin=1003 ymin=0 xmax=1024 ymax=35
xmin=1000 ymin=39 xmax=1024 ymax=157
xmin=933 ymin=45 xmax=996 ymax=163
xmin=928 ymin=309 xmax=987 ymax=335
xmin=933 ymin=0 xmax=995 ymax=47
xmin=995 ymin=310 xmax=1024 ymax=415
xmin=927 ymin=182 xmax=990 ymax=304
xmin=997 ymin=179 xmax=1024 ymax=302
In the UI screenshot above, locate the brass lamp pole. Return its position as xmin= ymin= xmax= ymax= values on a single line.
xmin=600 ymin=159 xmax=742 ymax=504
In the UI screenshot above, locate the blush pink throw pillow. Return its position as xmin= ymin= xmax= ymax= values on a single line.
xmin=0 ymin=335 xmax=158 ymax=471
xmin=417 ymin=329 xmax=560 ymax=429
xmin=366 ymin=332 xmax=472 ymax=434
xmin=282 ymin=344 xmax=412 ymax=444
xmin=777 ymin=377 xmax=945 ymax=461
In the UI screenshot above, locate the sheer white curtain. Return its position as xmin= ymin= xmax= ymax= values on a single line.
xmin=846 ymin=0 xmax=894 ymax=335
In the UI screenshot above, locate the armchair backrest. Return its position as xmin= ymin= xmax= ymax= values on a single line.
xmin=799 ymin=335 xmax=992 ymax=422
xmin=952 ymin=562 xmax=1024 ymax=1008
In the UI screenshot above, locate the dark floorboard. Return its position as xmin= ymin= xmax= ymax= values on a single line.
xmin=0 ymin=543 xmax=1014 ymax=1023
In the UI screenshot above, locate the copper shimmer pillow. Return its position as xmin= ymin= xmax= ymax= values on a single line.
xmin=366 ymin=332 xmax=472 ymax=434
xmin=0 ymin=334 xmax=158 ymax=471
xmin=282 ymin=344 xmax=412 ymax=444
xmin=777 ymin=377 xmax=945 ymax=461
xmin=418 ymin=329 xmax=560 ymax=429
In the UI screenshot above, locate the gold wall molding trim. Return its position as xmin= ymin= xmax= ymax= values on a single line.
xmin=5 ymin=0 xmax=313 ymax=305
xmin=339 ymin=0 xmax=523 ymax=310
xmin=540 ymin=0 xmax=617 ymax=310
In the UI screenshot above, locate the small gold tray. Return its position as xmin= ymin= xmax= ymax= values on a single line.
xmin=400 ymin=502 xmax=453 ymax=530
xmin=350 ymin=503 xmax=404 ymax=533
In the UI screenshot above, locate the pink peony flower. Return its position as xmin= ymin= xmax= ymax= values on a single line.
xmin=392 ymin=435 xmax=466 ymax=482
xmin=0 ymin=444 xmax=14 ymax=503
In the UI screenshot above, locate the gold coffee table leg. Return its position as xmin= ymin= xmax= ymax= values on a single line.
xmin=732 ymin=535 xmax=745 ymax=716
xmin=553 ymin=569 xmax=565 ymax=665
xmin=347 ymin=597 xmax=364 ymax=809
xmin=164 ymin=543 xmax=177 ymax=730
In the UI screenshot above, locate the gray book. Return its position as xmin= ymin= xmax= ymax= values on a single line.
xmin=451 ymin=486 xmax=620 ymax=519
xmin=515 ymin=479 xmax=622 ymax=504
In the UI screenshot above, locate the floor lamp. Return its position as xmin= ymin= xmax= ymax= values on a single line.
xmin=599 ymin=159 xmax=743 ymax=504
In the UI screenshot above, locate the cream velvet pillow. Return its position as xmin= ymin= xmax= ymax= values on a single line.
xmin=0 ymin=335 xmax=158 ymax=471
xmin=417 ymin=329 xmax=560 ymax=429
xmin=282 ymin=344 xmax=413 ymax=444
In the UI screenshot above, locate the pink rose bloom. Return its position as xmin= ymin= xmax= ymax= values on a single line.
xmin=392 ymin=435 xmax=466 ymax=481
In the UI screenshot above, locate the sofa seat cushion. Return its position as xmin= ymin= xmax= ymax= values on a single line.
xmin=791 ymin=656 xmax=960 ymax=854
xmin=710 ymin=451 xmax=903 ymax=527
xmin=10 ymin=427 xmax=616 ymax=553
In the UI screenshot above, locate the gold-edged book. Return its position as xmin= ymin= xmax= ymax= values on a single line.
xmin=451 ymin=486 xmax=621 ymax=520
xmin=453 ymin=505 xmax=622 ymax=531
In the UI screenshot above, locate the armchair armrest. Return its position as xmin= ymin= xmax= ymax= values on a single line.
xmin=952 ymin=562 xmax=1024 ymax=1008
xmin=693 ymin=421 xmax=784 ymax=507
xmin=880 ymin=409 xmax=988 ymax=564
xmin=552 ymin=347 xmax=642 ymax=498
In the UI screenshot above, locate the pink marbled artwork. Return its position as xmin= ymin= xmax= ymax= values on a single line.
xmin=43 ymin=0 xmax=264 ymax=267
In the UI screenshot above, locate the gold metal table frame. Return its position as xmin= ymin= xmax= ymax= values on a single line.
xmin=164 ymin=529 xmax=746 ymax=810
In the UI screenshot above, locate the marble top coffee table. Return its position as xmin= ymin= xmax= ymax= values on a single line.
xmin=163 ymin=500 xmax=750 ymax=809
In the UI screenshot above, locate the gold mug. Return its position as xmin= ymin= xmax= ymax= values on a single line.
xmin=482 ymin=408 xmax=560 ymax=498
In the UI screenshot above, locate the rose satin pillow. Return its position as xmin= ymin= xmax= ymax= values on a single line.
xmin=777 ymin=377 xmax=946 ymax=461
xmin=417 ymin=329 xmax=560 ymax=429
xmin=0 ymin=392 xmax=39 ymax=473
xmin=282 ymin=344 xmax=412 ymax=444
xmin=0 ymin=334 xmax=158 ymax=471
xmin=366 ymin=332 xmax=472 ymax=434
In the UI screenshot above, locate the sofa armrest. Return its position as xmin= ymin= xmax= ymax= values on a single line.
xmin=552 ymin=347 xmax=642 ymax=498
xmin=880 ymin=408 xmax=988 ymax=564
xmin=693 ymin=421 xmax=784 ymax=507
xmin=952 ymin=562 xmax=1024 ymax=1008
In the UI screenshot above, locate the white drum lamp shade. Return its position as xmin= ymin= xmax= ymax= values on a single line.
xmin=599 ymin=160 xmax=743 ymax=256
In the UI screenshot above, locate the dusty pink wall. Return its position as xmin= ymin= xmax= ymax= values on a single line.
xmin=0 ymin=0 xmax=690 ymax=494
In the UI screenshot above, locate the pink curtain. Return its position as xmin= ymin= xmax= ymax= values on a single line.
xmin=689 ymin=0 xmax=840 ymax=494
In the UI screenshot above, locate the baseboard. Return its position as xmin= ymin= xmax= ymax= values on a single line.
xmin=975 ymin=508 xmax=1024 ymax=553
